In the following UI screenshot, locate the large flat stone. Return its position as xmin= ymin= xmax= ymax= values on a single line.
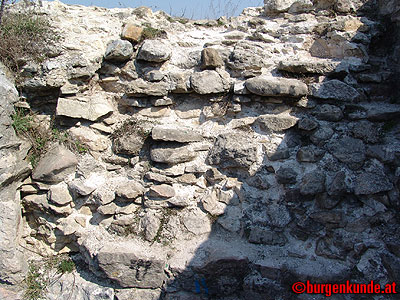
xmin=245 ymin=76 xmax=308 ymax=97
xmin=125 ymin=79 xmax=169 ymax=97
xmin=56 ymin=93 xmax=113 ymax=121
xmin=97 ymin=243 xmax=166 ymax=288
xmin=278 ymin=59 xmax=340 ymax=74
xmin=150 ymin=143 xmax=197 ymax=164
xmin=151 ymin=125 xmax=203 ymax=143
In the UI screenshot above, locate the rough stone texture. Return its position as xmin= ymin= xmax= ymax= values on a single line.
xmin=300 ymin=170 xmax=326 ymax=195
xmin=207 ymin=132 xmax=258 ymax=169
xmin=152 ymin=125 xmax=203 ymax=143
xmin=313 ymin=104 xmax=343 ymax=121
xmin=0 ymin=67 xmax=30 ymax=284
xmin=137 ymin=39 xmax=172 ymax=62
xmin=201 ymin=189 xmax=227 ymax=216
xmin=115 ymin=288 xmax=161 ymax=300
xmin=115 ymin=181 xmax=145 ymax=201
xmin=354 ymin=161 xmax=394 ymax=195
xmin=182 ymin=208 xmax=212 ymax=235
xmin=3 ymin=1 xmax=400 ymax=298
xmin=97 ymin=243 xmax=166 ymax=288
xmin=69 ymin=126 xmax=109 ymax=152
xmin=276 ymin=167 xmax=298 ymax=184
xmin=32 ymin=144 xmax=78 ymax=183
xmin=311 ymin=80 xmax=361 ymax=102
xmin=256 ymin=113 xmax=298 ymax=132
xmin=249 ymin=228 xmax=287 ymax=246
xmin=49 ymin=182 xmax=73 ymax=205
xmin=148 ymin=184 xmax=175 ymax=199
xmin=327 ymin=136 xmax=366 ymax=170
xmin=125 ymin=79 xmax=169 ymax=97
xmin=112 ymin=120 xmax=153 ymax=156
xmin=150 ymin=143 xmax=197 ymax=164
xmin=56 ymin=93 xmax=113 ymax=121
xmin=190 ymin=70 xmax=231 ymax=94
xmin=311 ymin=126 xmax=334 ymax=145
xmin=297 ymin=145 xmax=326 ymax=162
xmin=351 ymin=121 xmax=382 ymax=144
xmin=264 ymin=0 xmax=313 ymax=14
xmin=298 ymin=117 xmax=318 ymax=131
xmin=278 ymin=59 xmax=339 ymax=74
xmin=104 ymin=39 xmax=133 ymax=61
xmin=227 ymin=42 xmax=270 ymax=77
xmin=121 ymin=23 xmax=143 ymax=42
xmin=47 ymin=272 xmax=114 ymax=300
xmin=245 ymin=76 xmax=308 ymax=97
xmin=201 ymin=48 xmax=224 ymax=69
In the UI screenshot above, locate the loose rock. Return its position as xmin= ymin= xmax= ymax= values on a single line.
xmin=104 ymin=39 xmax=133 ymax=61
xmin=32 ymin=144 xmax=78 ymax=183
xmin=245 ymin=76 xmax=308 ymax=97
xmin=137 ymin=40 xmax=172 ymax=62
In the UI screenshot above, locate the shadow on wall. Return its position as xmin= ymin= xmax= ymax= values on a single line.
xmin=154 ymin=1 xmax=400 ymax=299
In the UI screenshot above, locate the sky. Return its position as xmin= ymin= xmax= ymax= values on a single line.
xmin=43 ymin=0 xmax=264 ymax=19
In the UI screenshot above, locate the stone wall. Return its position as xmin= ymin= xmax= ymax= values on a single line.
xmin=1 ymin=0 xmax=400 ymax=299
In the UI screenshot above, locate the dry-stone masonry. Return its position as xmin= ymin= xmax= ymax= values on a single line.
xmin=1 ymin=0 xmax=400 ymax=299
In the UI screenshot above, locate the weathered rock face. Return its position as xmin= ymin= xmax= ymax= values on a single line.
xmin=151 ymin=125 xmax=203 ymax=143
xmin=190 ymin=70 xmax=231 ymax=94
xmin=245 ymin=76 xmax=308 ymax=97
xmin=207 ymin=132 xmax=258 ymax=169
xmin=97 ymin=243 xmax=166 ymax=288
xmin=3 ymin=0 xmax=400 ymax=299
xmin=104 ymin=39 xmax=133 ymax=61
xmin=150 ymin=143 xmax=197 ymax=164
xmin=56 ymin=93 xmax=114 ymax=121
xmin=0 ymin=67 xmax=30 ymax=285
xmin=32 ymin=144 xmax=78 ymax=183
xmin=310 ymin=80 xmax=361 ymax=102
xmin=137 ymin=39 xmax=172 ymax=62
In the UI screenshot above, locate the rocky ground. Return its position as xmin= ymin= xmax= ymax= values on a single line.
xmin=1 ymin=0 xmax=400 ymax=299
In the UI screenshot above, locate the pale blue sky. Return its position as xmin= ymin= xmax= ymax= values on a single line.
xmin=47 ymin=0 xmax=264 ymax=19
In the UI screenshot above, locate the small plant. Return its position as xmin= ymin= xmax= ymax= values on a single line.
xmin=12 ymin=109 xmax=89 ymax=168
xmin=24 ymin=264 xmax=47 ymax=300
xmin=23 ymin=255 xmax=76 ymax=300
xmin=12 ymin=108 xmax=32 ymax=134
xmin=140 ymin=25 xmax=166 ymax=41
xmin=0 ymin=5 xmax=60 ymax=76
xmin=72 ymin=140 xmax=88 ymax=154
xmin=57 ymin=259 xmax=75 ymax=274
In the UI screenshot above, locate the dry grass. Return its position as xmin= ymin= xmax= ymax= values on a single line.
xmin=0 ymin=7 xmax=59 ymax=76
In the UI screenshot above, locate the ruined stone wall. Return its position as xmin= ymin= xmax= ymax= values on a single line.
xmin=1 ymin=0 xmax=400 ymax=299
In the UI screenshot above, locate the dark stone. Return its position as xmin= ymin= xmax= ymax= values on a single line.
xmin=315 ymin=237 xmax=347 ymax=260
xmin=298 ymin=118 xmax=319 ymax=131
xmin=300 ymin=170 xmax=326 ymax=195
xmin=313 ymin=104 xmax=343 ymax=121
xmin=207 ymin=132 xmax=258 ymax=169
xmin=296 ymin=145 xmax=325 ymax=162
xmin=248 ymin=227 xmax=288 ymax=246
xmin=327 ymin=136 xmax=366 ymax=170
xmin=276 ymin=167 xmax=298 ymax=184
